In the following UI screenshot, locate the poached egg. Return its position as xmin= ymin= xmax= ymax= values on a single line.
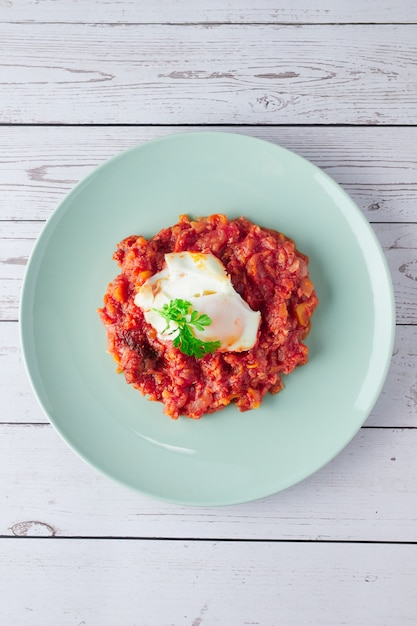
xmin=134 ymin=252 xmax=261 ymax=352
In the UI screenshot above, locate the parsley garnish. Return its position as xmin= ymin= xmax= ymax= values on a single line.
xmin=153 ymin=298 xmax=221 ymax=358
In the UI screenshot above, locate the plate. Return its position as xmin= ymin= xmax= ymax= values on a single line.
xmin=20 ymin=132 xmax=395 ymax=506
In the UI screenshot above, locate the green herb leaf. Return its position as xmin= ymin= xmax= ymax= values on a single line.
xmin=190 ymin=310 xmax=213 ymax=331
xmin=153 ymin=299 xmax=221 ymax=358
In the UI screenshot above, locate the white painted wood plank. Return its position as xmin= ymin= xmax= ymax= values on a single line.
xmin=2 ymin=321 xmax=415 ymax=427
xmin=0 ymin=221 xmax=43 ymax=321
xmin=1 ymin=221 xmax=413 ymax=322
xmin=1 ymin=539 xmax=417 ymax=626
xmin=1 ymin=24 xmax=416 ymax=124
xmin=2 ymin=0 xmax=417 ymax=24
xmin=1 ymin=125 xmax=416 ymax=222
xmin=367 ymin=325 xmax=417 ymax=427
xmin=376 ymin=223 xmax=417 ymax=325
xmin=0 ymin=322 xmax=46 ymax=423
xmin=1 ymin=425 xmax=417 ymax=541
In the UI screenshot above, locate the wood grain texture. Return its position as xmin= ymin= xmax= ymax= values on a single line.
xmin=1 ymin=221 xmax=414 ymax=322
xmin=0 ymin=221 xmax=42 ymax=321
xmin=369 ymin=325 xmax=417 ymax=427
xmin=1 ymin=8 xmax=416 ymax=623
xmin=1 ymin=24 xmax=417 ymax=124
xmin=1 ymin=125 xmax=417 ymax=222
xmin=2 ymin=0 xmax=417 ymax=24
xmin=2 ymin=322 xmax=415 ymax=428
xmin=0 ymin=323 xmax=46 ymax=423
xmin=376 ymin=223 xmax=417 ymax=325
xmin=1 ymin=539 xmax=417 ymax=626
xmin=1 ymin=425 xmax=417 ymax=541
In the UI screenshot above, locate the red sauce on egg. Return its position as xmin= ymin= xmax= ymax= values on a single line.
xmin=98 ymin=214 xmax=319 ymax=419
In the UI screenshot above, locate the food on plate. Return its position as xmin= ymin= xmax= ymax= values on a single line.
xmin=98 ymin=214 xmax=318 ymax=419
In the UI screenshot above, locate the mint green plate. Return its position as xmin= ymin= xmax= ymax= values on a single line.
xmin=20 ymin=132 xmax=395 ymax=506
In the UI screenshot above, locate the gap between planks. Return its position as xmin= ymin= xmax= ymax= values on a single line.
xmin=1 ymin=122 xmax=417 ymax=128
xmin=0 ymin=535 xmax=416 ymax=545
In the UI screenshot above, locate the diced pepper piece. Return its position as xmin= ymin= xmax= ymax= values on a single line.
xmin=300 ymin=277 xmax=314 ymax=298
xmin=295 ymin=302 xmax=310 ymax=326
xmin=113 ymin=282 xmax=128 ymax=302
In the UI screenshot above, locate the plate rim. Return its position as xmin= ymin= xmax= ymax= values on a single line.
xmin=19 ymin=130 xmax=396 ymax=506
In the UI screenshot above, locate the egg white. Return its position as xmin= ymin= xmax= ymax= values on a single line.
xmin=134 ymin=251 xmax=261 ymax=352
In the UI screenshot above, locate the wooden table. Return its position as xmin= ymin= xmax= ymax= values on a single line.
xmin=1 ymin=2 xmax=417 ymax=624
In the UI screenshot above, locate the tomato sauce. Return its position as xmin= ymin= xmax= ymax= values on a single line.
xmin=98 ymin=214 xmax=318 ymax=419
